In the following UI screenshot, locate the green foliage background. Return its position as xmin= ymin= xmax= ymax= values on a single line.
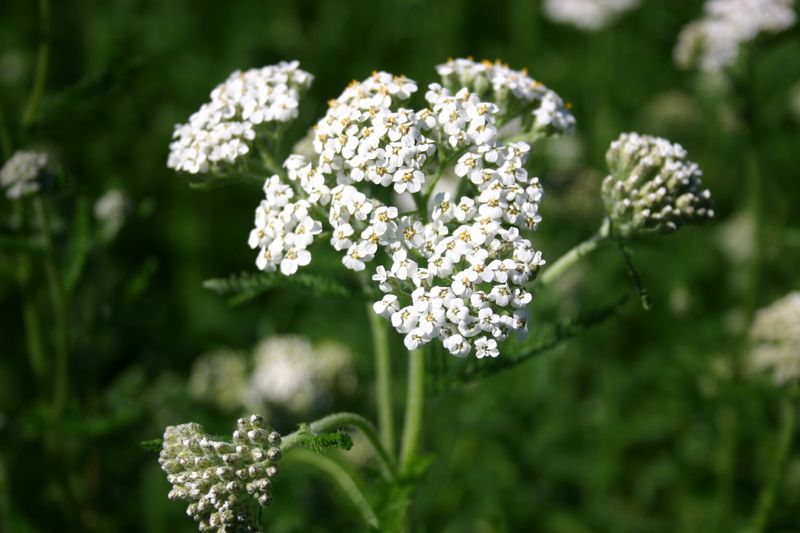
xmin=1 ymin=0 xmax=799 ymax=531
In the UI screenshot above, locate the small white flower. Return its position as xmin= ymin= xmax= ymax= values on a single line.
xmin=474 ymin=337 xmax=499 ymax=359
xmin=1 ymin=150 xmax=47 ymax=199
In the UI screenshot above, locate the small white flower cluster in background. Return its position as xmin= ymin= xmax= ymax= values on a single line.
xmin=435 ymin=58 xmax=576 ymax=137
xmin=542 ymin=0 xmax=640 ymax=31
xmin=188 ymin=349 xmax=249 ymax=412
xmin=0 ymin=150 xmax=47 ymax=199
xmin=675 ymin=0 xmax=796 ymax=72
xmin=749 ymin=292 xmax=800 ymax=385
xmin=603 ymin=132 xmax=714 ymax=239
xmin=243 ymin=336 xmax=355 ymax=413
xmin=167 ymin=61 xmax=313 ymax=174
xmin=94 ymin=189 xmax=130 ymax=239
xmin=245 ymin=63 xmax=557 ymax=358
xmin=159 ymin=415 xmax=282 ymax=532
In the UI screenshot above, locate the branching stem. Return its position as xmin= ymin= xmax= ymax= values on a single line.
xmin=539 ymin=219 xmax=610 ymax=286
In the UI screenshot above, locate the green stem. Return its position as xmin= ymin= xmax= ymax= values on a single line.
xmin=34 ymin=197 xmax=69 ymax=414
xmin=539 ymin=219 xmax=610 ymax=286
xmin=13 ymin=203 xmax=48 ymax=382
xmin=399 ymin=348 xmax=425 ymax=475
xmin=367 ymin=304 xmax=396 ymax=458
xmin=0 ymin=101 xmax=11 ymax=159
xmin=21 ymin=0 xmax=50 ymax=127
xmin=749 ymin=398 xmax=796 ymax=533
xmin=281 ymin=412 xmax=397 ymax=480
xmin=288 ymin=449 xmax=379 ymax=530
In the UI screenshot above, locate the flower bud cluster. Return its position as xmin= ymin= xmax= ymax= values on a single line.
xmin=435 ymin=58 xmax=575 ymax=137
xmin=168 ymin=61 xmax=313 ymax=174
xmin=602 ymin=132 xmax=714 ymax=239
xmin=159 ymin=415 xmax=282 ymax=532
xmin=748 ymin=292 xmax=800 ymax=385
xmin=246 ymin=62 xmax=556 ymax=358
xmin=1 ymin=150 xmax=48 ymax=199
xmin=674 ymin=0 xmax=796 ymax=72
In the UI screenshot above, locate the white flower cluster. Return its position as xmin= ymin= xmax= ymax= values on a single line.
xmin=542 ymin=0 xmax=641 ymax=31
xmin=246 ymin=63 xmax=556 ymax=358
xmin=243 ymin=336 xmax=354 ymax=413
xmin=159 ymin=415 xmax=282 ymax=532
xmin=603 ymin=132 xmax=714 ymax=239
xmin=189 ymin=349 xmax=249 ymax=412
xmin=0 ymin=150 xmax=47 ymax=199
xmin=675 ymin=0 xmax=796 ymax=72
xmin=749 ymin=292 xmax=800 ymax=385
xmin=436 ymin=58 xmax=576 ymax=137
xmin=168 ymin=61 xmax=313 ymax=174
xmin=94 ymin=189 xmax=129 ymax=239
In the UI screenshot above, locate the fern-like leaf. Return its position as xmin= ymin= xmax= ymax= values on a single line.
xmin=203 ymin=270 xmax=368 ymax=304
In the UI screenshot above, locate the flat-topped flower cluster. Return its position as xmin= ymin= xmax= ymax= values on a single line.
xmin=241 ymin=60 xmax=573 ymax=358
xmin=675 ymin=0 xmax=796 ymax=72
xmin=167 ymin=61 xmax=313 ymax=174
xmin=1 ymin=150 xmax=48 ymax=199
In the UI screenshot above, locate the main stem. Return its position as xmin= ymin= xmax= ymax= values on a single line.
xmin=399 ymin=348 xmax=425 ymax=474
xmin=34 ymin=198 xmax=69 ymax=414
xmin=21 ymin=0 xmax=50 ymax=127
xmin=539 ymin=219 xmax=610 ymax=286
xmin=367 ymin=305 xmax=396 ymax=458
xmin=749 ymin=398 xmax=796 ymax=533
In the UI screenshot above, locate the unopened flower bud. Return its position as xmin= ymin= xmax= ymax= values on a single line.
xmin=603 ymin=132 xmax=714 ymax=240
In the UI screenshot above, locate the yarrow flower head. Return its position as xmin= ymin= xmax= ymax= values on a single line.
xmin=168 ymin=61 xmax=313 ymax=174
xmin=160 ymin=415 xmax=282 ymax=532
xmin=602 ymin=132 xmax=714 ymax=240
xmin=748 ymin=292 xmax=800 ymax=385
xmin=435 ymin=58 xmax=576 ymax=137
xmin=94 ymin=189 xmax=130 ymax=239
xmin=245 ymin=61 xmax=561 ymax=359
xmin=243 ymin=336 xmax=354 ymax=413
xmin=1 ymin=150 xmax=48 ymax=199
xmin=674 ymin=0 xmax=796 ymax=72
xmin=542 ymin=0 xmax=641 ymax=31
xmin=189 ymin=349 xmax=250 ymax=412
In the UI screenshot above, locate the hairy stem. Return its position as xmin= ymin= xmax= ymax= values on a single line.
xmin=288 ymin=449 xmax=380 ymax=529
xmin=399 ymin=348 xmax=425 ymax=474
xmin=21 ymin=0 xmax=51 ymax=127
xmin=34 ymin=197 xmax=69 ymax=414
xmin=367 ymin=304 xmax=396 ymax=458
xmin=281 ymin=412 xmax=397 ymax=480
xmin=539 ymin=219 xmax=610 ymax=286
xmin=749 ymin=398 xmax=796 ymax=533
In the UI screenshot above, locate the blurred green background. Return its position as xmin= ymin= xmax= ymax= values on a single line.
xmin=1 ymin=0 xmax=799 ymax=531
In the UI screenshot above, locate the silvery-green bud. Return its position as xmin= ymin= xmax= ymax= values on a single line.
xmin=603 ymin=132 xmax=714 ymax=240
xmin=158 ymin=416 xmax=282 ymax=532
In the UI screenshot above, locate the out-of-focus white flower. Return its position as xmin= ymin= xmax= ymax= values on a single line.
xmin=167 ymin=61 xmax=313 ymax=174
xmin=188 ymin=349 xmax=249 ymax=411
xmin=675 ymin=0 xmax=796 ymax=72
xmin=94 ymin=189 xmax=130 ymax=239
xmin=603 ymin=132 xmax=714 ymax=239
xmin=159 ymin=415 xmax=282 ymax=531
xmin=543 ymin=0 xmax=640 ymax=31
xmin=243 ymin=336 xmax=354 ymax=413
xmin=0 ymin=150 xmax=47 ymax=199
xmin=749 ymin=292 xmax=800 ymax=385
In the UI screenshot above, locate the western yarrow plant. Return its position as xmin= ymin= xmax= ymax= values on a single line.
xmin=159 ymin=57 xmax=715 ymax=531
